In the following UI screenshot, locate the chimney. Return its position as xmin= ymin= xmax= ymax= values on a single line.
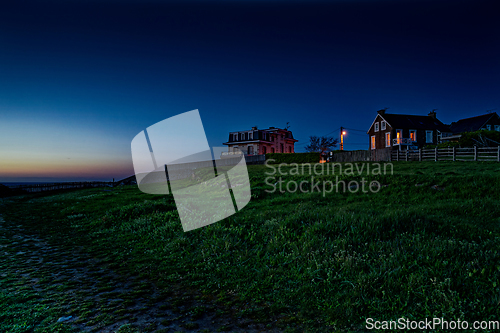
xmin=428 ymin=110 xmax=437 ymax=118
xmin=377 ymin=109 xmax=386 ymax=115
xmin=251 ymin=126 xmax=257 ymax=130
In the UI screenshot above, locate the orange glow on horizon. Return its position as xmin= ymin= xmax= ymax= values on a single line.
xmin=0 ymin=158 xmax=134 ymax=181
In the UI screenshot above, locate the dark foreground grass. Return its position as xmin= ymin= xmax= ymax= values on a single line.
xmin=1 ymin=161 xmax=500 ymax=332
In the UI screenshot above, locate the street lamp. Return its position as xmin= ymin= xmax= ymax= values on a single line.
xmin=341 ymin=130 xmax=346 ymax=150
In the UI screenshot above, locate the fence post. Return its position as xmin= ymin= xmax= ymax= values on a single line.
xmin=474 ymin=146 xmax=477 ymax=161
xmin=435 ymin=147 xmax=438 ymax=162
xmin=498 ymin=146 xmax=500 ymax=163
xmin=405 ymin=150 xmax=408 ymax=161
xmin=419 ymin=149 xmax=422 ymax=161
xmin=396 ymin=150 xmax=399 ymax=161
xmin=453 ymin=147 xmax=456 ymax=162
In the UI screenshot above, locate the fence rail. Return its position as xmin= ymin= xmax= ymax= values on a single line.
xmin=6 ymin=181 xmax=115 ymax=193
xmin=391 ymin=146 xmax=500 ymax=162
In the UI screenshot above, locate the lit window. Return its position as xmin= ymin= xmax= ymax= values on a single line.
xmin=374 ymin=122 xmax=379 ymax=132
xmin=385 ymin=132 xmax=391 ymax=147
xmin=410 ymin=130 xmax=416 ymax=142
xmin=371 ymin=136 xmax=376 ymax=149
xmin=381 ymin=121 xmax=386 ymax=130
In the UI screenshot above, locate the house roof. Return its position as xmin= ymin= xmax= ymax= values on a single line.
xmin=380 ymin=113 xmax=450 ymax=132
xmin=449 ymin=113 xmax=498 ymax=134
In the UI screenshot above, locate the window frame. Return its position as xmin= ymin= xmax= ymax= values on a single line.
xmin=381 ymin=121 xmax=386 ymax=130
xmin=426 ymin=130 xmax=433 ymax=143
xmin=374 ymin=122 xmax=379 ymax=132
xmin=409 ymin=129 xmax=417 ymax=142
xmin=370 ymin=135 xmax=376 ymax=149
xmin=396 ymin=129 xmax=402 ymax=145
xmin=385 ymin=132 xmax=391 ymax=147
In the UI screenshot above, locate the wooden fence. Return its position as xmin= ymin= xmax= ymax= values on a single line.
xmin=391 ymin=146 xmax=500 ymax=162
xmin=326 ymin=148 xmax=392 ymax=163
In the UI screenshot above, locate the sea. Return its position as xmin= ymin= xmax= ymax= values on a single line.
xmin=2 ymin=182 xmax=53 ymax=188
xmin=1 ymin=181 xmax=111 ymax=188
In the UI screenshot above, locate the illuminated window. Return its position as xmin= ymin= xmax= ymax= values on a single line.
xmin=385 ymin=132 xmax=391 ymax=147
xmin=410 ymin=130 xmax=416 ymax=142
xmin=396 ymin=129 xmax=402 ymax=145
xmin=371 ymin=136 xmax=376 ymax=149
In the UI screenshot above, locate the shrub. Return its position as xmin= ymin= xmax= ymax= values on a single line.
xmin=437 ymin=142 xmax=460 ymax=148
xmin=459 ymin=130 xmax=500 ymax=147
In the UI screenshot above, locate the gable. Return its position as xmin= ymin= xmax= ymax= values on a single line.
xmin=367 ymin=114 xmax=391 ymax=133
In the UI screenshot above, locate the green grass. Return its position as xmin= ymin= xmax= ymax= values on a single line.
xmin=1 ymin=161 xmax=500 ymax=332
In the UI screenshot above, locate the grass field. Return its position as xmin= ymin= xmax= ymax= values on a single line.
xmin=1 ymin=161 xmax=500 ymax=332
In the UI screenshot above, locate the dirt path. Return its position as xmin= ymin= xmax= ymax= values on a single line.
xmin=0 ymin=215 xmax=278 ymax=332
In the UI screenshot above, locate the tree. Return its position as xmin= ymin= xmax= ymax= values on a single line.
xmin=304 ymin=136 xmax=339 ymax=153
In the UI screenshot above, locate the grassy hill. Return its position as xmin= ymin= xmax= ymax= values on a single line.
xmin=1 ymin=161 xmax=500 ymax=332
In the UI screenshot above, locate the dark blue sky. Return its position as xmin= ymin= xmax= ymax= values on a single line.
xmin=1 ymin=0 xmax=499 ymax=181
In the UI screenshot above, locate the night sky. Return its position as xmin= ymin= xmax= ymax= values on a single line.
xmin=1 ymin=0 xmax=498 ymax=182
